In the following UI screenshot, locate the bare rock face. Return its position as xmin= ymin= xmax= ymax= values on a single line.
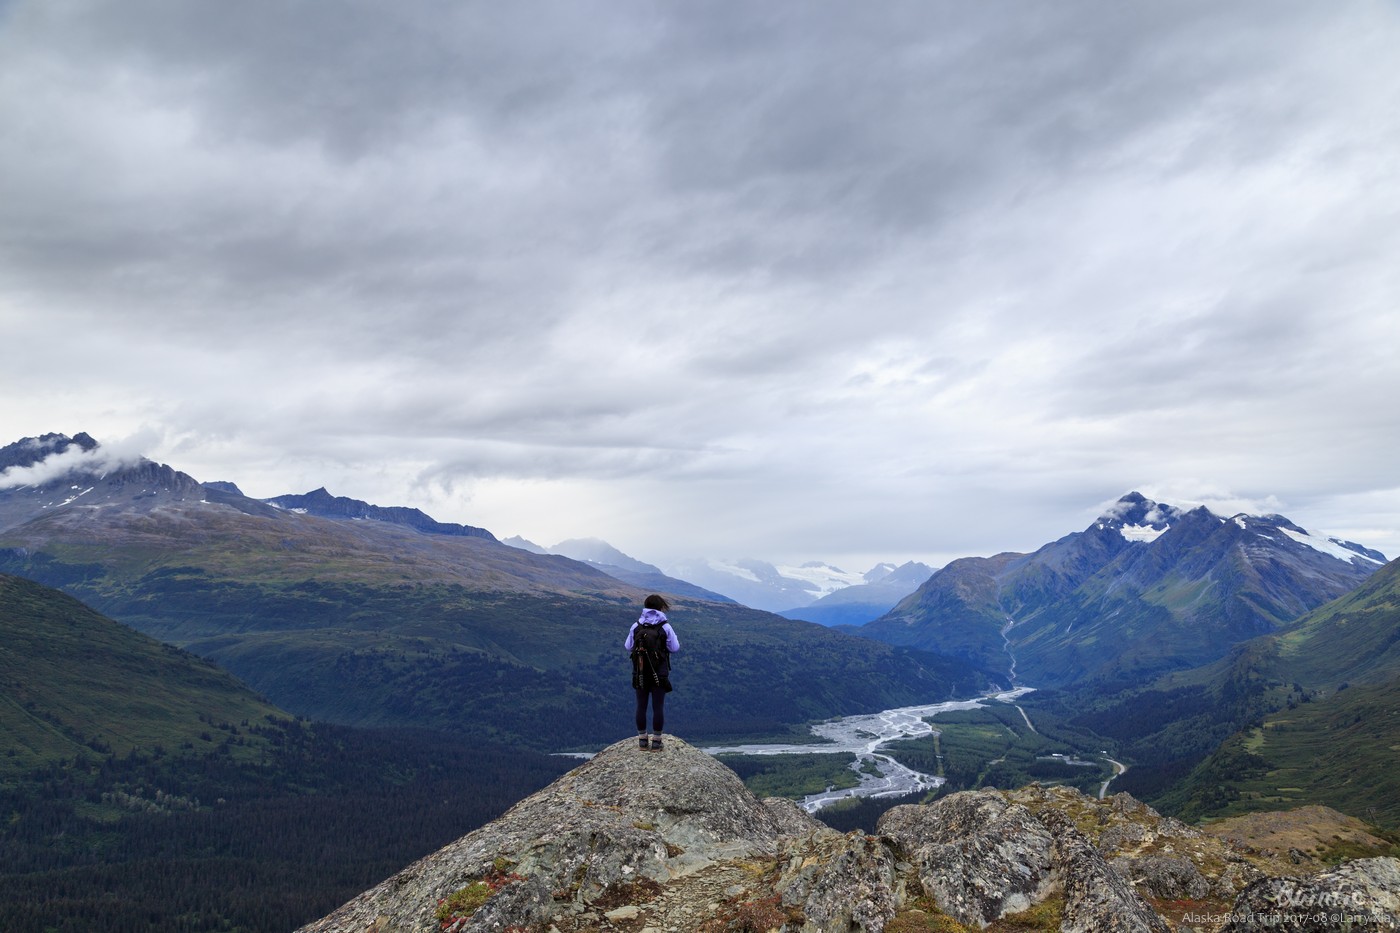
xmin=878 ymin=790 xmax=1057 ymax=927
xmin=297 ymin=737 xmax=1396 ymax=933
xmin=776 ymin=831 xmax=899 ymax=932
xmin=1040 ymin=809 xmax=1172 ymax=933
xmin=1111 ymin=854 xmax=1212 ymax=900
xmin=764 ymin=795 xmax=827 ymax=838
xmin=1006 ymin=784 xmax=1289 ymax=900
xmin=1221 ymin=857 xmax=1400 ymax=932
xmin=297 ymin=735 xmax=801 ymax=933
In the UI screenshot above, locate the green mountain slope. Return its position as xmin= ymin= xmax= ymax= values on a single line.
xmin=0 ymin=438 xmax=993 ymax=749
xmin=1158 ymin=678 xmax=1400 ymax=829
xmin=1272 ymin=555 xmax=1400 ymax=688
xmin=0 ymin=572 xmax=580 ymax=931
xmin=1078 ymin=556 xmax=1400 ymax=827
xmin=862 ymin=494 xmax=1383 ymax=688
xmin=0 ymin=572 xmax=285 ymax=774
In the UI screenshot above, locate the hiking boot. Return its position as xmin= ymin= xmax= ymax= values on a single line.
xmin=638 ymin=735 xmax=649 ymax=750
xmin=649 ymin=736 xmax=664 ymax=751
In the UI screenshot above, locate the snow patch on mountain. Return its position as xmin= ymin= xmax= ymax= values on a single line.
xmin=699 ymin=558 xmax=764 ymax=585
xmin=863 ymin=562 xmax=898 ymax=583
xmin=780 ymin=561 xmax=867 ymax=597
xmin=664 ymin=556 xmax=915 ymax=612
xmin=56 ymin=486 xmax=94 ymax=508
xmin=1280 ymin=526 xmax=1385 ymax=565
xmin=1097 ymin=493 xmax=1387 ymax=566
xmin=1118 ymin=523 xmax=1168 ymax=543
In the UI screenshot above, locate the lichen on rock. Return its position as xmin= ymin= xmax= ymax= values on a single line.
xmin=296 ymin=735 xmax=815 ymax=933
xmin=878 ymin=790 xmax=1056 ymax=928
xmin=1221 ymin=857 xmax=1400 ymax=932
xmin=297 ymin=736 xmax=1400 ymax=933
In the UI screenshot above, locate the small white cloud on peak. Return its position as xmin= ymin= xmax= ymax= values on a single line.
xmin=1141 ymin=504 xmax=1171 ymax=525
xmin=1097 ymin=496 xmax=1144 ymax=521
xmin=0 ymin=439 xmax=141 ymax=491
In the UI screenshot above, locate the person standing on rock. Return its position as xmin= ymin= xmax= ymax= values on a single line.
xmin=625 ymin=594 xmax=680 ymax=751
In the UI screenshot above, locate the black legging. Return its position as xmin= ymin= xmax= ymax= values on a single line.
xmin=635 ymin=687 xmax=666 ymax=733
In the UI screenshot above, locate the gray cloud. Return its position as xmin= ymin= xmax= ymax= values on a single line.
xmin=2 ymin=0 xmax=1399 ymax=569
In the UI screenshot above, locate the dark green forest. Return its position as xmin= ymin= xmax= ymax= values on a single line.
xmin=0 ymin=723 xmax=572 ymax=933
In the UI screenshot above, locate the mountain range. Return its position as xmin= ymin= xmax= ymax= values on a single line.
xmin=859 ymin=491 xmax=1386 ymax=688
xmin=5 ymin=437 xmax=1394 ymax=790
xmin=661 ymin=555 xmax=928 ymax=615
xmin=778 ymin=560 xmax=936 ymax=627
xmin=500 ymin=534 xmax=735 ymax=603
xmin=501 ymin=535 xmax=934 ymax=625
xmin=0 ymin=433 xmax=991 ymax=751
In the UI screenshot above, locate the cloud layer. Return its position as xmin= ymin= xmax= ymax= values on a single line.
xmin=3 ymin=1 xmax=1398 ymax=569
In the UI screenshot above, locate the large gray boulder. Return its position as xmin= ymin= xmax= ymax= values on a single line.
xmin=1111 ymin=854 xmax=1212 ymax=900
xmin=776 ymin=830 xmax=900 ymax=933
xmin=1040 ymin=809 xmax=1171 ymax=933
xmin=1221 ymin=857 xmax=1400 ymax=932
xmin=878 ymin=789 xmax=1057 ymax=927
xmin=297 ymin=735 xmax=801 ymax=933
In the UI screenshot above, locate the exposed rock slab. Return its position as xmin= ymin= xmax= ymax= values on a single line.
xmin=297 ymin=735 xmax=798 ymax=933
xmin=298 ymin=735 xmax=1397 ymax=933
xmin=879 ymin=790 xmax=1057 ymax=927
xmin=1111 ymin=854 xmax=1212 ymax=900
xmin=1040 ymin=808 xmax=1171 ymax=933
xmin=776 ymin=830 xmax=898 ymax=932
xmin=1221 ymin=857 xmax=1400 ymax=932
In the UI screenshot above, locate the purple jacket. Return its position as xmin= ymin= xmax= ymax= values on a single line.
xmin=625 ymin=608 xmax=680 ymax=653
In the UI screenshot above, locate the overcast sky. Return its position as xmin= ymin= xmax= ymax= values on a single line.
xmin=3 ymin=1 xmax=1399 ymax=573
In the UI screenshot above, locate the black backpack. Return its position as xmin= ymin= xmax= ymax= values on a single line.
xmin=631 ymin=622 xmax=673 ymax=691
xmin=632 ymin=622 xmax=669 ymax=659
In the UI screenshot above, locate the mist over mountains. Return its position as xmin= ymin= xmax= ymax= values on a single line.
xmin=502 ymin=534 xmax=932 ymax=623
xmin=500 ymin=535 xmax=735 ymax=603
xmin=778 ymin=560 xmax=938 ymax=627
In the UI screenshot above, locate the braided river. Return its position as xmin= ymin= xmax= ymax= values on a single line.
xmin=702 ymin=687 xmax=1036 ymax=813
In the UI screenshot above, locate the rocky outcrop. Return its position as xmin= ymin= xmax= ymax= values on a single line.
xmin=878 ymin=791 xmax=1056 ymax=927
xmin=298 ymin=739 xmax=1400 ymax=933
xmin=775 ymin=830 xmax=899 ymax=932
xmin=297 ymin=735 xmax=811 ymax=933
xmin=1220 ymin=857 xmax=1400 ymax=932
xmin=1040 ymin=809 xmax=1171 ymax=933
xmin=1110 ymin=854 xmax=1212 ymax=900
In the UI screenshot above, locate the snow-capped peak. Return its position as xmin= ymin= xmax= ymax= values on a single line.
xmin=1094 ymin=492 xmax=1184 ymax=543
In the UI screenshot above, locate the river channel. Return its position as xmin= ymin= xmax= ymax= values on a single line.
xmin=702 ymin=687 xmax=1036 ymax=813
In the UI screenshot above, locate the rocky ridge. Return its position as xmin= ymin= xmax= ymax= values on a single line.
xmin=298 ymin=737 xmax=1400 ymax=933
